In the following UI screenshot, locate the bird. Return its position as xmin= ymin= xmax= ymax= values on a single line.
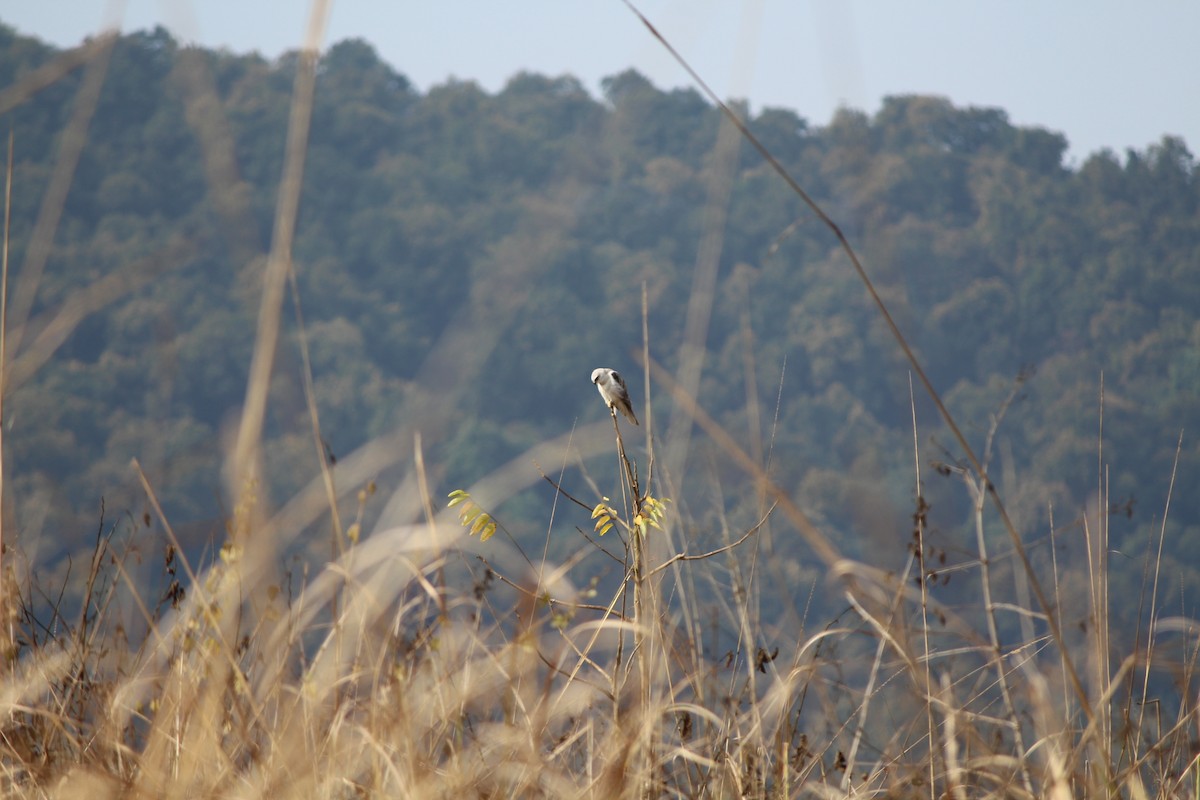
xmin=591 ymin=368 xmax=638 ymax=426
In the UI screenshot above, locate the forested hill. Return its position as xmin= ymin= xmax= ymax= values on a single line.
xmin=1 ymin=24 xmax=1198 ymax=602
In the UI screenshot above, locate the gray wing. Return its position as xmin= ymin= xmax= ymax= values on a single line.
xmin=610 ymin=372 xmax=639 ymax=426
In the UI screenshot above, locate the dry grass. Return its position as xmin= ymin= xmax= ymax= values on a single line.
xmin=1 ymin=412 xmax=1197 ymax=798
xmin=1 ymin=7 xmax=1198 ymax=799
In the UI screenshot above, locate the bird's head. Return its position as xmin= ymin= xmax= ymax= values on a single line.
xmin=591 ymin=368 xmax=605 ymax=384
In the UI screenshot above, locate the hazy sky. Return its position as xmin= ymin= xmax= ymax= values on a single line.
xmin=3 ymin=1 xmax=1198 ymax=164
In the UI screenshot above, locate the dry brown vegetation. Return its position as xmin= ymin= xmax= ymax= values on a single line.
xmin=2 ymin=6 xmax=1198 ymax=798
xmin=1 ymin=377 xmax=1197 ymax=798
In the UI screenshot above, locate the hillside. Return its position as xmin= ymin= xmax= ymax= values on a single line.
xmin=2 ymin=24 xmax=1197 ymax=583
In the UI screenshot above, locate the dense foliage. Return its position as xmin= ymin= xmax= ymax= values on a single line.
xmin=1 ymin=24 xmax=1198 ymax=617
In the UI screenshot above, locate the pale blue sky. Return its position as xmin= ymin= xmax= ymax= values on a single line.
xmin=3 ymin=1 xmax=1197 ymax=164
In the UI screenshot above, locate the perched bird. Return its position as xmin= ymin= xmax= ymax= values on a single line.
xmin=591 ymin=367 xmax=639 ymax=426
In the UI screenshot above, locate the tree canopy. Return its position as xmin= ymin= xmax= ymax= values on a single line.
xmin=1 ymin=24 xmax=1198 ymax=620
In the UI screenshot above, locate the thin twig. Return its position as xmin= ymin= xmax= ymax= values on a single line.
xmin=7 ymin=32 xmax=116 ymax=360
xmin=646 ymin=502 xmax=775 ymax=579
xmin=230 ymin=0 xmax=330 ymax=505
xmin=620 ymin=0 xmax=1093 ymax=723
xmin=1133 ymin=431 xmax=1183 ymax=758
xmin=0 ymin=128 xmax=11 ymax=656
